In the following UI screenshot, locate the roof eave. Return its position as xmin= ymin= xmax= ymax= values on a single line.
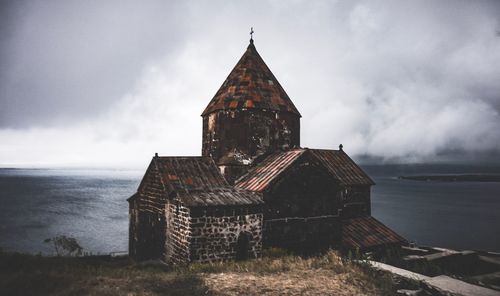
xmin=127 ymin=192 xmax=139 ymax=202
xmin=201 ymin=107 xmax=301 ymax=118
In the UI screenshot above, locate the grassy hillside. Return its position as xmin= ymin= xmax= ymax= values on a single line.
xmin=0 ymin=249 xmax=395 ymax=295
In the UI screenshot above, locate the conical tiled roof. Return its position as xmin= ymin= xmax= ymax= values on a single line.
xmin=202 ymin=40 xmax=301 ymax=116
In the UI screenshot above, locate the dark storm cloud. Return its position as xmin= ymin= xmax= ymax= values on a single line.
xmin=0 ymin=0 xmax=186 ymax=127
xmin=1 ymin=0 xmax=500 ymax=167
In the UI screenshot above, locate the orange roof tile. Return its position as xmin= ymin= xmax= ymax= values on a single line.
xmin=202 ymin=40 xmax=301 ymax=117
xmin=235 ymin=149 xmax=306 ymax=191
xmin=137 ymin=156 xmax=263 ymax=207
xmin=342 ymin=216 xmax=407 ymax=250
xmin=235 ymin=149 xmax=374 ymax=192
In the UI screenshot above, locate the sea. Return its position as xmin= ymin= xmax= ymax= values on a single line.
xmin=1 ymin=164 xmax=499 ymax=254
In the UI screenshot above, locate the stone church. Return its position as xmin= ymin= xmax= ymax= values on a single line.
xmin=128 ymin=37 xmax=406 ymax=263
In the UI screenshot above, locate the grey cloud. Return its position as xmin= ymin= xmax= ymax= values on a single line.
xmin=1 ymin=0 xmax=500 ymax=167
xmin=0 ymin=0 xmax=187 ymax=128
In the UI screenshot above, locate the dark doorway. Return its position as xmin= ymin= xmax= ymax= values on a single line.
xmin=236 ymin=232 xmax=251 ymax=260
xmin=137 ymin=212 xmax=164 ymax=260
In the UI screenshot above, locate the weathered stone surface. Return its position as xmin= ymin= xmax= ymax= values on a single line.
xmin=263 ymin=216 xmax=341 ymax=253
xmin=368 ymin=261 xmax=431 ymax=282
xmin=165 ymin=202 xmax=191 ymax=264
xmin=423 ymin=275 xmax=500 ymax=296
xmin=202 ymin=109 xmax=300 ymax=184
xmin=369 ymin=261 xmax=500 ymax=296
xmin=190 ymin=211 xmax=263 ymax=262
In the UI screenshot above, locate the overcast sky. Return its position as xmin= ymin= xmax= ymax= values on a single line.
xmin=1 ymin=0 xmax=500 ymax=168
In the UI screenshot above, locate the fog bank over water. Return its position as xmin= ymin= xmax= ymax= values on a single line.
xmin=1 ymin=1 xmax=500 ymax=168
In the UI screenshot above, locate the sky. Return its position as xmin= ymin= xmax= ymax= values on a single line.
xmin=1 ymin=0 xmax=500 ymax=168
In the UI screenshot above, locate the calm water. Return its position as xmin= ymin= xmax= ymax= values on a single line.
xmin=0 ymin=169 xmax=142 ymax=254
xmin=0 ymin=165 xmax=499 ymax=254
xmin=365 ymin=164 xmax=500 ymax=252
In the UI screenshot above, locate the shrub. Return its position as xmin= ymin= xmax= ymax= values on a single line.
xmin=44 ymin=235 xmax=83 ymax=257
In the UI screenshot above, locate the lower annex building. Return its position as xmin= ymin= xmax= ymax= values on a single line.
xmin=128 ymin=36 xmax=406 ymax=263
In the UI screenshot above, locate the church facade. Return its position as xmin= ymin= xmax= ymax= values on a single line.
xmin=128 ymin=38 xmax=405 ymax=263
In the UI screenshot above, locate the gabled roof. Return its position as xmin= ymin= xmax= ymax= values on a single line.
xmin=234 ymin=149 xmax=305 ymax=191
xmin=153 ymin=157 xmax=227 ymax=193
xmin=234 ymin=148 xmax=375 ymax=192
xmin=202 ymin=40 xmax=301 ymax=117
xmin=137 ymin=156 xmax=262 ymax=207
xmin=342 ymin=216 xmax=407 ymax=250
xmin=309 ymin=149 xmax=375 ymax=186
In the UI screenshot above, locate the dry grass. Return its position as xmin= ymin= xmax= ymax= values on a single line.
xmin=193 ymin=249 xmax=394 ymax=295
xmin=0 ymin=249 xmax=395 ymax=296
xmin=204 ymin=269 xmax=384 ymax=296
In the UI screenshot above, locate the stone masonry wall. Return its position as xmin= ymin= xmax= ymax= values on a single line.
xmin=165 ymin=202 xmax=191 ymax=264
xmin=202 ymin=109 xmax=300 ymax=183
xmin=189 ymin=207 xmax=263 ymax=262
xmin=128 ymin=198 xmax=139 ymax=257
xmin=263 ymin=216 xmax=341 ymax=254
xmin=340 ymin=185 xmax=371 ymax=218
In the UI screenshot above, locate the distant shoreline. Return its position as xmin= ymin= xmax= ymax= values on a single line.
xmin=398 ymin=174 xmax=500 ymax=182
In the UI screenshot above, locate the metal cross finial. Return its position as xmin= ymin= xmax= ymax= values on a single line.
xmin=250 ymin=27 xmax=254 ymax=41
